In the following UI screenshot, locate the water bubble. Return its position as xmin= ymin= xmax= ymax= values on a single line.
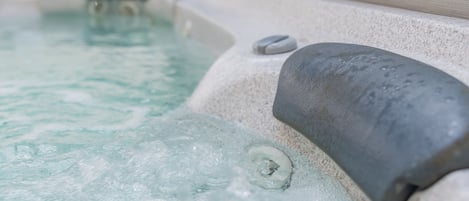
xmin=445 ymin=97 xmax=455 ymax=102
xmin=368 ymin=92 xmax=376 ymax=101
xmin=381 ymin=84 xmax=392 ymax=90
xmin=15 ymin=144 xmax=35 ymax=160
xmin=37 ymin=144 xmax=57 ymax=156
xmin=407 ymin=73 xmax=417 ymax=77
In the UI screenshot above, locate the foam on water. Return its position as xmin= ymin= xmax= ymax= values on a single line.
xmin=0 ymin=13 xmax=352 ymax=201
xmin=0 ymin=109 xmax=352 ymax=201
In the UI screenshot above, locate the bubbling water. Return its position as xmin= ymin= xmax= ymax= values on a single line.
xmin=0 ymin=13 xmax=352 ymax=201
xmin=0 ymin=109 xmax=352 ymax=201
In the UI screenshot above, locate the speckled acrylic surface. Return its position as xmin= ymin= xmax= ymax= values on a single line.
xmin=149 ymin=0 xmax=469 ymax=200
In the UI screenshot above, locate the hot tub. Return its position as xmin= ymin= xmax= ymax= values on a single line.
xmin=1 ymin=0 xmax=469 ymax=201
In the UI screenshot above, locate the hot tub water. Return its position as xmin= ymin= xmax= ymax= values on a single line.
xmin=0 ymin=13 xmax=352 ymax=201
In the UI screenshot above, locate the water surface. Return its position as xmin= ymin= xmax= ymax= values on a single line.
xmin=0 ymin=13 xmax=352 ymax=201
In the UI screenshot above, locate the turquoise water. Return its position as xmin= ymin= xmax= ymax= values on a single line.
xmin=0 ymin=13 xmax=352 ymax=201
